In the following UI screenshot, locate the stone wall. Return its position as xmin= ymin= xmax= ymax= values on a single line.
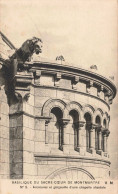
xmin=0 ymin=60 xmax=116 ymax=179
xmin=0 ymin=87 xmax=9 ymax=178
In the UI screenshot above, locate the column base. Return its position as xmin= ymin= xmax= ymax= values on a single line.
xmin=96 ymin=150 xmax=102 ymax=155
xmin=87 ymin=148 xmax=95 ymax=154
xmin=75 ymin=146 xmax=83 ymax=154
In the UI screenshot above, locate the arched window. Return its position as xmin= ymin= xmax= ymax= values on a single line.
xmin=103 ymin=119 xmax=106 ymax=128
xmin=95 ymin=115 xmax=101 ymax=151
xmin=95 ymin=116 xmax=101 ymax=125
xmin=84 ymin=113 xmax=92 ymax=150
xmin=48 ymin=107 xmax=63 ymax=150
xmin=69 ymin=110 xmax=79 ymax=150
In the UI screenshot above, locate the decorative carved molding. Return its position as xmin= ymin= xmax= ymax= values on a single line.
xmin=9 ymin=72 xmax=33 ymax=103
xmin=14 ymin=91 xmax=30 ymax=102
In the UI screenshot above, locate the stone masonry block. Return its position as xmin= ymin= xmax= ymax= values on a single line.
xmin=53 ymin=132 xmax=59 ymax=144
xmin=10 ymin=151 xmax=23 ymax=163
xmin=0 ymin=137 xmax=9 ymax=151
xmin=69 ymin=134 xmax=74 ymax=145
xmin=48 ymin=132 xmax=54 ymax=144
xmin=34 ymin=107 xmax=42 ymax=116
xmin=35 ymin=96 xmax=49 ymax=108
xmin=34 ymin=130 xmax=45 ymax=142
xmin=35 ymin=119 xmax=45 ymax=130
xmin=23 ymin=139 xmax=34 ymax=152
xmin=37 ymin=164 xmax=62 ymax=176
xmin=23 ymin=163 xmax=37 ymax=176
xmin=34 ymin=88 xmax=46 ymax=97
xmin=0 ymin=125 xmax=9 ymax=139
xmin=10 ymin=139 xmax=23 ymax=151
xmin=1 ymin=102 xmax=9 ymax=115
xmin=10 ymin=127 xmax=23 ymax=139
xmin=10 ymin=162 xmax=23 ymax=177
xmin=10 ymin=115 xmax=23 ymax=128
xmin=23 ymin=127 xmax=34 ymax=140
xmin=0 ymin=150 xmax=9 ymax=163
xmin=23 ymin=103 xmax=34 ymax=115
xmin=34 ymin=142 xmax=50 ymax=153
xmin=0 ymin=162 xmax=9 ymax=175
xmin=1 ymin=114 xmax=9 ymax=127
xmin=23 ymin=151 xmax=34 ymax=163
xmin=23 ymin=115 xmax=34 ymax=129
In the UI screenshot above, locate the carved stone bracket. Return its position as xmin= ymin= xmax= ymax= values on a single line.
xmin=32 ymin=70 xmax=42 ymax=85
xmin=97 ymin=85 xmax=104 ymax=97
xmin=54 ymin=73 xmax=61 ymax=87
xmin=56 ymin=73 xmax=61 ymax=80
xmin=109 ymin=95 xmax=113 ymax=104
xmin=72 ymin=76 xmax=79 ymax=90
xmin=86 ymin=80 xmax=94 ymax=93
xmin=105 ymin=90 xmax=111 ymax=97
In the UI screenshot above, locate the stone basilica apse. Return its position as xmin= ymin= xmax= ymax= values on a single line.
xmin=0 ymin=32 xmax=117 ymax=179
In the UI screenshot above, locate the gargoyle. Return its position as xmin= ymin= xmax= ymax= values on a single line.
xmin=0 ymin=35 xmax=43 ymax=102
xmin=3 ymin=37 xmax=43 ymax=73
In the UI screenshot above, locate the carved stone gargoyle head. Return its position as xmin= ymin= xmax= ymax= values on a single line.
xmin=16 ymin=37 xmax=43 ymax=63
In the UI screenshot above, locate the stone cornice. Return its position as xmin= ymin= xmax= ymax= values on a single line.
xmin=31 ymin=61 xmax=117 ymax=99
xmin=32 ymin=66 xmax=113 ymax=96
xmin=34 ymin=154 xmax=111 ymax=166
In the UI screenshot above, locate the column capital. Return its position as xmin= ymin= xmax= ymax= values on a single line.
xmin=45 ymin=117 xmax=52 ymax=126
xmin=102 ymin=129 xmax=110 ymax=137
xmin=79 ymin=121 xmax=85 ymax=127
xmin=93 ymin=124 xmax=102 ymax=131
xmin=73 ymin=121 xmax=85 ymax=128
xmin=86 ymin=123 xmax=96 ymax=130
xmin=59 ymin=118 xmax=70 ymax=127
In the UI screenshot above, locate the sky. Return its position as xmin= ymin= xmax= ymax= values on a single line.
xmin=0 ymin=0 xmax=118 ymax=179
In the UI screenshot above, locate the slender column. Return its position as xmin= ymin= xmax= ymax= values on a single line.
xmin=59 ymin=119 xmax=70 ymax=152
xmin=89 ymin=128 xmax=94 ymax=149
xmin=103 ymin=129 xmax=110 ymax=153
xmin=76 ymin=121 xmax=85 ymax=149
xmin=87 ymin=124 xmax=96 ymax=153
xmin=98 ymin=130 xmax=102 ymax=150
xmin=54 ymin=73 xmax=61 ymax=87
xmin=62 ymin=119 xmax=70 ymax=145
xmin=103 ymin=133 xmax=107 ymax=152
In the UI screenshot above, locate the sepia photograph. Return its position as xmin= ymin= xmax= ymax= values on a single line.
xmin=0 ymin=0 xmax=117 ymax=193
